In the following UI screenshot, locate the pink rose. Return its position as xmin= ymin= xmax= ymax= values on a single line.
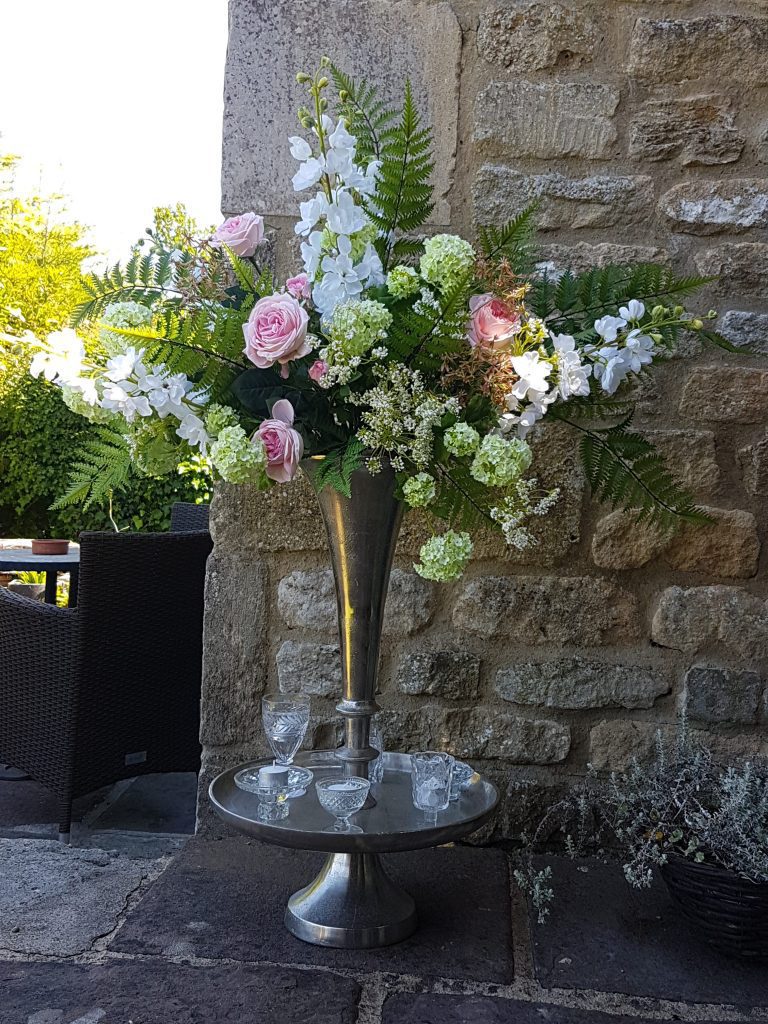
xmin=213 ymin=212 xmax=264 ymax=257
xmin=255 ymin=399 xmax=304 ymax=483
xmin=467 ymin=293 xmax=521 ymax=351
xmin=243 ymin=293 xmax=311 ymax=378
xmin=309 ymin=359 xmax=329 ymax=382
xmin=286 ymin=273 xmax=311 ymax=300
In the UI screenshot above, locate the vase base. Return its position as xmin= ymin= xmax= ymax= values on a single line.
xmin=284 ymin=851 xmax=417 ymax=948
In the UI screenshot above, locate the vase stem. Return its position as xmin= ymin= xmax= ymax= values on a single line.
xmin=304 ymin=461 xmax=403 ymax=804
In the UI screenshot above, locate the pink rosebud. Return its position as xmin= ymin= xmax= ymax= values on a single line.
xmin=212 ymin=212 xmax=264 ymax=257
xmin=286 ymin=273 xmax=312 ymax=300
xmin=255 ymin=399 xmax=304 ymax=483
xmin=467 ymin=293 xmax=521 ymax=351
xmin=243 ymin=293 xmax=311 ymax=375
xmin=308 ymin=359 xmax=329 ymax=382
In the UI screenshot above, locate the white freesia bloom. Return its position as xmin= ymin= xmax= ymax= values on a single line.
xmin=176 ymin=413 xmax=210 ymax=453
xmin=594 ymin=315 xmax=627 ymax=343
xmin=590 ymin=346 xmax=630 ymax=395
xmin=510 ymin=351 xmax=552 ymax=400
xmin=295 ymin=193 xmax=329 ymax=236
xmin=623 ymin=329 xmax=655 ymax=372
xmin=551 ymin=333 xmax=591 ymax=399
xmin=619 ymin=299 xmax=645 ymax=323
xmin=292 ymin=155 xmax=326 ymax=192
xmin=288 ymin=136 xmax=313 ymax=161
xmin=29 ymin=328 xmax=85 ymax=383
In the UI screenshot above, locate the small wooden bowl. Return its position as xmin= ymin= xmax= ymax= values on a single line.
xmin=31 ymin=539 xmax=70 ymax=556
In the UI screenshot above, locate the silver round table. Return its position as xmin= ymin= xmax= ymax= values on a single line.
xmin=210 ymin=750 xmax=499 ymax=949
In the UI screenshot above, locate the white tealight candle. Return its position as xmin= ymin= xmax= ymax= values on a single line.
xmin=328 ymin=781 xmax=359 ymax=791
xmin=258 ymin=765 xmax=290 ymax=789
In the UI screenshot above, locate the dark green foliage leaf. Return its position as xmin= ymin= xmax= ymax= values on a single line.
xmin=308 ymin=437 xmax=365 ymax=498
xmin=700 ymin=328 xmax=747 ymax=354
xmin=430 ymin=463 xmax=494 ymax=532
xmin=476 ymin=204 xmax=539 ymax=275
xmin=574 ymin=417 xmax=711 ymax=529
xmin=51 ymin=426 xmax=133 ymax=510
xmin=231 ymin=367 xmax=307 ymax=418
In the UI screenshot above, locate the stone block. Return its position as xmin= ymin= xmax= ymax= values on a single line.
xmin=200 ymin=554 xmax=268 ymax=745
xmin=277 ymin=567 xmax=434 ymax=635
xmin=645 ymin=429 xmax=720 ymax=496
xmin=453 ymin=575 xmax=640 ymax=646
xmin=720 ymin=311 xmax=768 ymax=355
xmin=695 ymin=243 xmax=768 ymax=296
xmin=397 ymin=650 xmax=481 ymax=700
xmin=222 ymin=0 xmax=460 ymax=223
xmin=474 ymin=165 xmax=652 ymax=231
xmin=629 ymin=95 xmax=744 ymax=166
xmin=679 ymin=366 xmax=768 ymax=424
xmin=659 ymin=180 xmax=768 ymax=234
xmin=651 ymin=585 xmax=768 ymax=661
xmin=474 ymin=82 xmax=619 ymax=160
xmin=446 ymin=709 xmax=571 ymax=763
xmin=739 ymin=433 xmax=768 ymax=495
xmin=477 ymin=2 xmax=598 ymax=71
xmin=496 ymin=659 xmax=669 ymax=710
xmin=591 ymin=511 xmax=669 ymax=570
xmin=628 ymin=17 xmax=768 ymax=85
xmin=589 ymin=720 xmax=667 ymax=770
xmin=211 ymin=478 xmax=324 ymax=554
xmin=664 ymin=507 xmax=760 ymax=579
xmin=276 ymin=641 xmax=341 ymax=696
xmin=684 ymin=664 xmax=762 ymax=725
xmin=537 ymin=243 xmax=669 ymax=275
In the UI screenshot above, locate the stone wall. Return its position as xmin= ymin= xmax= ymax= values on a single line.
xmin=199 ymin=0 xmax=768 ymax=835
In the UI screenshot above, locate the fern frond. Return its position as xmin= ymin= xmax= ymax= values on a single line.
xmin=52 ymin=426 xmax=134 ymax=510
xmin=309 ymin=438 xmax=365 ymax=497
xmin=72 ymin=253 xmax=175 ymax=326
xmin=431 ymin=463 xmax=495 ymax=532
xmin=329 ymin=64 xmax=397 ymax=163
xmin=476 ymin=203 xmax=539 ymax=274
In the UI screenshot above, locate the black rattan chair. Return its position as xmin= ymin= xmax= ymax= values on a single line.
xmin=0 ymin=512 xmax=211 ymax=839
xmin=170 ymin=502 xmax=210 ymax=532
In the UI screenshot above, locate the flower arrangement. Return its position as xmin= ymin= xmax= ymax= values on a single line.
xmin=27 ymin=61 xmax=732 ymax=580
xmin=515 ymin=723 xmax=768 ymax=924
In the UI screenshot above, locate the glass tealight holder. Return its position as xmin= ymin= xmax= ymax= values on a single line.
xmin=411 ymin=751 xmax=455 ymax=819
xmin=254 ymin=764 xmax=290 ymax=823
xmin=449 ymin=760 xmax=475 ymax=802
xmin=316 ymin=776 xmax=371 ymax=834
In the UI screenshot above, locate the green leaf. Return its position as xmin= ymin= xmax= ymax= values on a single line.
xmin=309 ymin=437 xmax=365 ymax=498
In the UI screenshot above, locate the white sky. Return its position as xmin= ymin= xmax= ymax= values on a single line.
xmin=0 ymin=0 xmax=228 ymax=264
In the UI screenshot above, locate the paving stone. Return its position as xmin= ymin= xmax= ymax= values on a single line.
xmin=223 ymin=0 xmax=460 ymax=223
xmin=527 ymin=856 xmax=768 ymax=1006
xmin=474 ymin=166 xmax=651 ymax=231
xmin=0 ymin=960 xmax=361 ymax=1024
xmin=0 ymin=839 xmax=156 ymax=956
xmin=474 ymin=82 xmax=619 ymax=160
xmin=629 ymin=95 xmax=743 ymax=166
xmin=89 ymin=773 xmax=197 ymax=835
xmin=110 ymin=837 xmax=514 ymax=982
xmin=382 ymin=992 xmax=675 ymax=1024
xmin=0 ymin=780 xmax=104 ymax=837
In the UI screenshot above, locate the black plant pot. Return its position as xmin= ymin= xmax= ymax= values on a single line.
xmin=660 ymin=855 xmax=768 ymax=960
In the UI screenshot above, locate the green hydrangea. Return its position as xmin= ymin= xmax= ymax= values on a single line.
xmin=99 ymin=301 xmax=153 ymax=355
xmin=403 ymin=472 xmax=436 ymax=508
xmin=205 ymin=403 xmax=240 ymax=438
xmin=386 ymin=265 xmax=420 ymax=299
xmin=419 ymin=234 xmax=475 ymax=294
xmin=470 ymin=434 xmax=533 ymax=487
xmin=414 ymin=531 xmax=473 ymax=582
xmin=60 ymin=383 xmax=114 ymax=424
xmin=444 ymin=421 xmax=481 ymax=458
xmin=328 ymin=299 xmax=393 ymax=360
xmin=209 ymin=425 xmax=268 ymax=486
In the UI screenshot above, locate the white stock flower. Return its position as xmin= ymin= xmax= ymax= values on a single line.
xmin=292 ymin=155 xmax=326 ymax=192
xmin=594 ymin=315 xmax=627 ymax=343
xmin=313 ymin=234 xmax=365 ymax=315
xmin=295 ymin=193 xmax=329 ymax=236
xmin=289 ymin=136 xmax=313 ymax=161
xmin=29 ymin=328 xmax=85 ymax=383
xmin=176 ymin=413 xmax=210 ymax=453
xmin=105 ymin=347 xmax=146 ymax=383
xmin=357 ymin=241 xmax=385 ymax=287
xmin=590 ymin=346 xmax=630 ymax=395
xmin=100 ymin=383 xmax=151 ymax=422
xmin=67 ymin=377 xmax=100 ymax=405
xmin=619 ymin=300 xmax=645 ymax=323
xmin=325 ymin=190 xmax=367 ymax=235
xmin=328 ymin=119 xmax=356 ymax=152
xmin=300 ymin=230 xmax=325 ymax=279
xmin=623 ymin=329 xmax=655 ymax=372
xmin=510 ymin=351 xmax=552 ymax=401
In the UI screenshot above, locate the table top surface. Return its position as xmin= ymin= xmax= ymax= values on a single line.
xmin=209 ymin=750 xmax=499 ymax=854
xmin=0 ymin=545 xmax=80 ymax=569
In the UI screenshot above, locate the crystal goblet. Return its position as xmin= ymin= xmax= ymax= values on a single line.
xmin=262 ymin=696 xmax=311 ymax=796
xmin=316 ymin=777 xmax=371 ymax=834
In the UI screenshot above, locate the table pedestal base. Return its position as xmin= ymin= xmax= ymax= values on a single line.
xmin=285 ymin=852 xmax=417 ymax=948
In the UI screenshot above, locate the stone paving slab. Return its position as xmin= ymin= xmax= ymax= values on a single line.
xmin=89 ymin=773 xmax=197 ymax=834
xmin=0 ymin=960 xmax=361 ymax=1024
xmin=528 ymin=856 xmax=768 ymax=1008
xmin=381 ymin=993 xmax=695 ymax=1024
xmin=0 ymin=780 xmax=105 ymax=837
xmin=0 ymin=839 xmax=157 ymax=956
xmin=110 ymin=838 xmax=513 ymax=983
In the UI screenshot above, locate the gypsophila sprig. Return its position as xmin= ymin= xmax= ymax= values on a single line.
xmin=31 ymin=60 xmax=726 ymax=579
